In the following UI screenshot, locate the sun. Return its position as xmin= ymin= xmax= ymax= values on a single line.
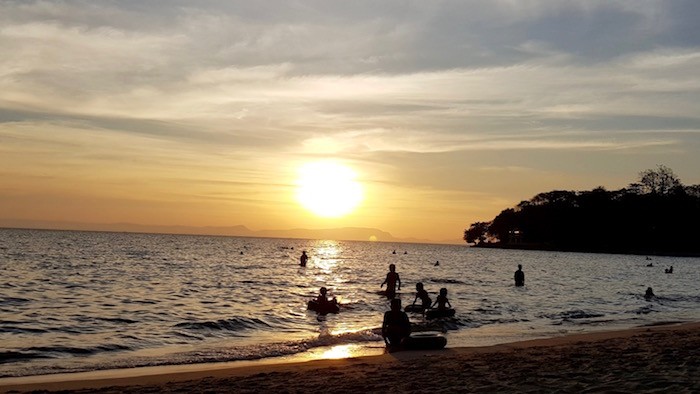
xmin=296 ymin=161 xmax=363 ymax=218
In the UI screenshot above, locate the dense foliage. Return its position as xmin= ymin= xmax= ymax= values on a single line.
xmin=464 ymin=166 xmax=700 ymax=256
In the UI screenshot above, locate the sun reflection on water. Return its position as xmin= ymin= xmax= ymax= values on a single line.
xmin=312 ymin=240 xmax=342 ymax=276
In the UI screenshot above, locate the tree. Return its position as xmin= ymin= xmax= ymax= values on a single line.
xmin=464 ymin=222 xmax=490 ymax=244
xmin=635 ymin=165 xmax=682 ymax=195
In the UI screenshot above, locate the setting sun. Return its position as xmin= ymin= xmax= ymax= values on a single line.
xmin=296 ymin=161 xmax=363 ymax=218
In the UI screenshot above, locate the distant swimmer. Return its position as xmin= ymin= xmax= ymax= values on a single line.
xmin=380 ymin=263 xmax=401 ymax=299
xmin=644 ymin=287 xmax=655 ymax=300
xmin=646 ymin=263 xmax=654 ymax=267
xmin=404 ymin=251 xmax=407 ymax=255
xmin=646 ymin=256 xmax=652 ymax=260
xmin=665 ymin=266 xmax=673 ymax=274
xmin=514 ymin=264 xmax=525 ymax=287
xmin=434 ymin=261 xmax=440 ymax=266
xmin=300 ymin=251 xmax=308 ymax=267
xmin=392 ymin=250 xmax=397 ymax=254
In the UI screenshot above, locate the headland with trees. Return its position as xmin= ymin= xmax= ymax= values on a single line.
xmin=464 ymin=165 xmax=700 ymax=257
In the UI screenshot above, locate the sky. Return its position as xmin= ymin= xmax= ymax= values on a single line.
xmin=1 ymin=1 xmax=699 ymax=243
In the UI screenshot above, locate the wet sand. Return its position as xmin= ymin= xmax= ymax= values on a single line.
xmin=2 ymin=322 xmax=698 ymax=393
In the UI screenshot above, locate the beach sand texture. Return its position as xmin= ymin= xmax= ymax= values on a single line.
xmin=2 ymin=322 xmax=698 ymax=393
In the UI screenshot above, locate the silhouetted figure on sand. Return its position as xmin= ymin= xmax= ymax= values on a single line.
xmin=431 ymin=287 xmax=452 ymax=310
xmin=645 ymin=287 xmax=655 ymax=300
xmin=514 ymin=264 xmax=525 ymax=287
xmin=381 ymin=263 xmax=401 ymax=298
xmin=665 ymin=266 xmax=673 ymax=274
xmin=412 ymin=282 xmax=432 ymax=310
xmin=299 ymin=251 xmax=308 ymax=267
xmin=382 ymin=298 xmax=411 ymax=348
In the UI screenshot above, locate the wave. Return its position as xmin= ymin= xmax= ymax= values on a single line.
xmin=0 ymin=325 xmax=49 ymax=334
xmin=0 ymin=351 xmax=52 ymax=364
xmin=0 ymin=329 xmax=384 ymax=377
xmin=539 ymin=310 xmax=605 ymax=321
xmin=174 ymin=317 xmax=273 ymax=332
xmin=0 ymin=297 xmax=31 ymax=306
xmin=429 ymin=279 xmax=466 ymax=284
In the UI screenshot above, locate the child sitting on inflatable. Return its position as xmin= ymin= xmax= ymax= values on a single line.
xmin=308 ymin=287 xmax=339 ymax=314
xmin=316 ymin=287 xmax=337 ymax=306
xmin=432 ymin=287 xmax=452 ymax=310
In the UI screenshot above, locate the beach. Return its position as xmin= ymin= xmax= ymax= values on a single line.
xmin=2 ymin=322 xmax=698 ymax=393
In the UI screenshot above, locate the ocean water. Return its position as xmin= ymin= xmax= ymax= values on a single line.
xmin=1 ymin=228 xmax=699 ymax=378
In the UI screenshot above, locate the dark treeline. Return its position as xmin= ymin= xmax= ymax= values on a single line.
xmin=464 ymin=166 xmax=700 ymax=256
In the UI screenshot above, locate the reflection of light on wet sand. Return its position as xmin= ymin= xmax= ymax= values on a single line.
xmin=311 ymin=344 xmax=384 ymax=360
xmin=320 ymin=344 xmax=354 ymax=359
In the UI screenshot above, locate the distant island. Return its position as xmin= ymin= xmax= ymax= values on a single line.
xmin=464 ymin=166 xmax=700 ymax=257
xmin=0 ymin=219 xmax=450 ymax=245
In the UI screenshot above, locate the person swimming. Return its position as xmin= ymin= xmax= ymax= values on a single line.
xmin=644 ymin=287 xmax=655 ymax=300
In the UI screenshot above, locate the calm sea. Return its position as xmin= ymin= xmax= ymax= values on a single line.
xmin=1 ymin=228 xmax=698 ymax=377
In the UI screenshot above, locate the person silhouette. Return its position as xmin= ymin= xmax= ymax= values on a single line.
xmin=411 ymin=282 xmax=432 ymax=310
xmin=514 ymin=264 xmax=525 ymax=287
xmin=380 ymin=263 xmax=401 ymax=298
xmin=665 ymin=266 xmax=673 ymax=274
xmin=300 ymin=251 xmax=308 ymax=267
xmin=644 ymin=287 xmax=655 ymax=300
xmin=434 ymin=261 xmax=440 ymax=266
xmin=431 ymin=288 xmax=452 ymax=310
xmin=316 ymin=287 xmax=337 ymax=306
xmin=382 ymin=298 xmax=411 ymax=348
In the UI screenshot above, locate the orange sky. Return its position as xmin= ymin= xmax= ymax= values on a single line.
xmin=1 ymin=2 xmax=700 ymax=243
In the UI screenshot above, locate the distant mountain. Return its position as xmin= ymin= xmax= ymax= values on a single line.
xmin=0 ymin=219 xmax=443 ymax=244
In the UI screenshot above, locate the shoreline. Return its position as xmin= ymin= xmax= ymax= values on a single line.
xmin=2 ymin=321 xmax=698 ymax=393
xmin=470 ymin=242 xmax=700 ymax=258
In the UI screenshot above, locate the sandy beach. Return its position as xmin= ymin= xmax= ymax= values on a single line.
xmin=2 ymin=322 xmax=698 ymax=393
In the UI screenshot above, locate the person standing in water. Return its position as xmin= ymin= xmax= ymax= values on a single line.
xmin=380 ymin=263 xmax=401 ymax=298
xmin=514 ymin=264 xmax=525 ymax=287
xmin=300 ymin=251 xmax=308 ymax=267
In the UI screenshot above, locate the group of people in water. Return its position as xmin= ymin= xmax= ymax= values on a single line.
xmin=301 ymin=250 xmax=494 ymax=349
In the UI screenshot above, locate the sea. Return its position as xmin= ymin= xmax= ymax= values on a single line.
xmin=1 ymin=228 xmax=699 ymax=378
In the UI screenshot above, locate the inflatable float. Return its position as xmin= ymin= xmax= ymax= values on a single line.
xmin=404 ymin=304 xmax=426 ymax=313
xmin=425 ymin=308 xmax=455 ymax=319
xmin=307 ymin=300 xmax=340 ymax=314
xmin=402 ymin=332 xmax=447 ymax=350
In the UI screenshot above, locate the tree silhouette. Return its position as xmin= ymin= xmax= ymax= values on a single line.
xmin=464 ymin=166 xmax=700 ymax=256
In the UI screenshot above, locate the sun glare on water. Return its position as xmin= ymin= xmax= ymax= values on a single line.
xmin=296 ymin=161 xmax=363 ymax=218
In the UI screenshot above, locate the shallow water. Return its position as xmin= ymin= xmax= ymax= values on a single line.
xmin=1 ymin=228 xmax=698 ymax=377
